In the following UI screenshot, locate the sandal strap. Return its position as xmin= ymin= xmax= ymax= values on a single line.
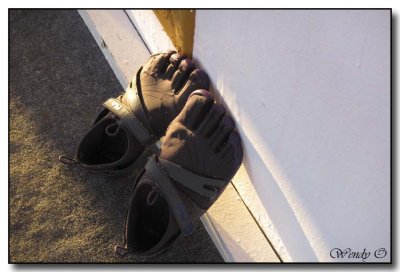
xmin=103 ymin=97 xmax=155 ymax=146
xmin=103 ymin=67 xmax=155 ymax=147
xmin=145 ymin=156 xmax=195 ymax=235
xmin=125 ymin=67 xmax=153 ymax=132
xmin=144 ymin=156 xmax=228 ymax=235
xmin=158 ymin=158 xmax=226 ymax=200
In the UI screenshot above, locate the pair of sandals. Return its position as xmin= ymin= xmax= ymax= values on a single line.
xmin=60 ymin=52 xmax=243 ymax=257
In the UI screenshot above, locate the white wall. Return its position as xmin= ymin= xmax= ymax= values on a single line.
xmin=193 ymin=10 xmax=390 ymax=262
xmin=79 ymin=10 xmax=150 ymax=88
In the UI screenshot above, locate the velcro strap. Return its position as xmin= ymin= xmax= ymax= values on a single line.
xmin=125 ymin=67 xmax=153 ymax=131
xmin=158 ymin=158 xmax=227 ymax=200
xmin=103 ymin=98 xmax=155 ymax=146
xmin=145 ymin=156 xmax=195 ymax=235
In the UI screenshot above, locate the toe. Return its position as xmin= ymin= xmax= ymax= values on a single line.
xmin=164 ymin=53 xmax=186 ymax=79
xmin=171 ymin=59 xmax=196 ymax=92
xmin=176 ymin=90 xmax=214 ymax=130
xmin=218 ymin=131 xmax=243 ymax=173
xmin=210 ymin=115 xmax=235 ymax=151
xmin=177 ymin=69 xmax=210 ymax=106
xmin=196 ymin=103 xmax=225 ymax=137
xmin=143 ymin=51 xmax=175 ymax=76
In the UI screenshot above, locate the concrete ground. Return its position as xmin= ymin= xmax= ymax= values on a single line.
xmin=9 ymin=9 xmax=223 ymax=263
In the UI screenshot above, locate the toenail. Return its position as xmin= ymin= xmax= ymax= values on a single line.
xmin=180 ymin=59 xmax=193 ymax=69
xmin=170 ymin=53 xmax=183 ymax=62
xmin=191 ymin=69 xmax=207 ymax=80
xmin=189 ymin=89 xmax=213 ymax=100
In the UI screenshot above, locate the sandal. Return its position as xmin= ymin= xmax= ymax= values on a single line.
xmin=116 ymin=90 xmax=243 ymax=257
xmin=59 ymin=52 xmax=210 ymax=178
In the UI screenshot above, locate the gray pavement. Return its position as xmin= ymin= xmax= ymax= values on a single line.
xmin=9 ymin=9 xmax=223 ymax=263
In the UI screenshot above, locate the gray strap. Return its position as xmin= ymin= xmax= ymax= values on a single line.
xmin=125 ymin=67 xmax=153 ymax=132
xmin=103 ymin=98 xmax=155 ymax=146
xmin=158 ymin=158 xmax=227 ymax=200
xmin=145 ymin=156 xmax=194 ymax=235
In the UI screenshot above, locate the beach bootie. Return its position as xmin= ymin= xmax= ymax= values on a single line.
xmin=59 ymin=52 xmax=209 ymax=178
xmin=115 ymin=91 xmax=243 ymax=257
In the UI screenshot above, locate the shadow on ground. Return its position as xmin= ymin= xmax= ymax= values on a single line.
xmin=9 ymin=10 xmax=222 ymax=263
